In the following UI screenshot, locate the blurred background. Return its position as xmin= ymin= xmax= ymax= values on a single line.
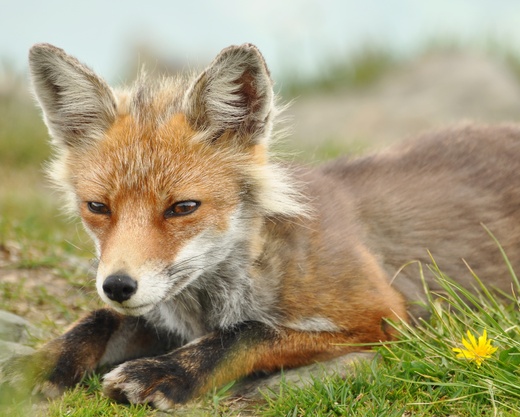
xmin=3 ymin=0 xmax=520 ymax=327
xmin=4 ymin=0 xmax=520 ymax=160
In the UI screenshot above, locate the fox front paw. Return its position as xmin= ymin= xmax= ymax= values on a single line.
xmin=102 ymin=357 xmax=198 ymax=410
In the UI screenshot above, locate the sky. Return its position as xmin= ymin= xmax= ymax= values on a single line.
xmin=2 ymin=0 xmax=520 ymax=84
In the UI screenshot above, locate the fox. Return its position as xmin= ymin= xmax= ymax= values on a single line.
xmin=2 ymin=42 xmax=520 ymax=410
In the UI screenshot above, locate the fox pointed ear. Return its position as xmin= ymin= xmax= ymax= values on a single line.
xmin=184 ymin=44 xmax=275 ymax=145
xmin=29 ymin=43 xmax=117 ymax=148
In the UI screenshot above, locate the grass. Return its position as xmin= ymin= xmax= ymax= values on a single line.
xmin=51 ymin=207 xmax=520 ymax=413
xmin=3 ymin=46 xmax=520 ymax=416
xmin=259 ymin=246 xmax=520 ymax=416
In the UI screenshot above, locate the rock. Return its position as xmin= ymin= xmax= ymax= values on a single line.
xmin=0 ymin=340 xmax=34 ymax=361
xmin=0 ymin=310 xmax=44 ymax=345
xmin=232 ymin=351 xmax=376 ymax=400
xmin=0 ymin=311 xmax=42 ymax=363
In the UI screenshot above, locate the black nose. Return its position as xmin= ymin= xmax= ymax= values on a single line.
xmin=102 ymin=274 xmax=138 ymax=303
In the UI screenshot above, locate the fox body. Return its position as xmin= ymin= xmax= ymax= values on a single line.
xmin=2 ymin=43 xmax=520 ymax=409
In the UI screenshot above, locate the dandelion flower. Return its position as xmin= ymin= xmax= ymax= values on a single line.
xmin=452 ymin=329 xmax=498 ymax=367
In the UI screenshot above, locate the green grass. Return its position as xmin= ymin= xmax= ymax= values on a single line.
xmin=259 ymin=244 xmax=520 ymax=416
xmin=0 ymin=66 xmax=50 ymax=168
xmin=0 ymin=375 xmax=159 ymax=417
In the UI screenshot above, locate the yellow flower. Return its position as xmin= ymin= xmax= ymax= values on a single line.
xmin=452 ymin=329 xmax=498 ymax=367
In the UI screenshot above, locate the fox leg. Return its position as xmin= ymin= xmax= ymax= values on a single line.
xmin=0 ymin=308 xmax=175 ymax=397
xmin=103 ymin=320 xmax=392 ymax=410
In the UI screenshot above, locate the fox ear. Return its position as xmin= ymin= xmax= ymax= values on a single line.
xmin=29 ymin=43 xmax=117 ymax=148
xmin=184 ymin=44 xmax=274 ymax=145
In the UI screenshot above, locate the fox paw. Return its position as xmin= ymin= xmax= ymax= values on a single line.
xmin=102 ymin=358 xmax=196 ymax=410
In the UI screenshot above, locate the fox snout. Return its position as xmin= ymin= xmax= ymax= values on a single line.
xmin=102 ymin=273 xmax=138 ymax=303
xmin=96 ymin=265 xmax=168 ymax=316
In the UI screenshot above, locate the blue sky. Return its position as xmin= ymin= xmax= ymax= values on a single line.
xmin=3 ymin=0 xmax=520 ymax=83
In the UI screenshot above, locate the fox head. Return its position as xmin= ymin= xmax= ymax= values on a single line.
xmin=29 ymin=43 xmax=306 ymax=318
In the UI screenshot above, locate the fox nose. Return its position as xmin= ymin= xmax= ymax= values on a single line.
xmin=102 ymin=274 xmax=138 ymax=303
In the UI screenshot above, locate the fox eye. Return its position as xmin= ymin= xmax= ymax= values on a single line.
xmin=87 ymin=201 xmax=111 ymax=215
xmin=164 ymin=201 xmax=200 ymax=218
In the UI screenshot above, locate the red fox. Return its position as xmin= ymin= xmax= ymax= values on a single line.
xmin=2 ymin=42 xmax=520 ymax=410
